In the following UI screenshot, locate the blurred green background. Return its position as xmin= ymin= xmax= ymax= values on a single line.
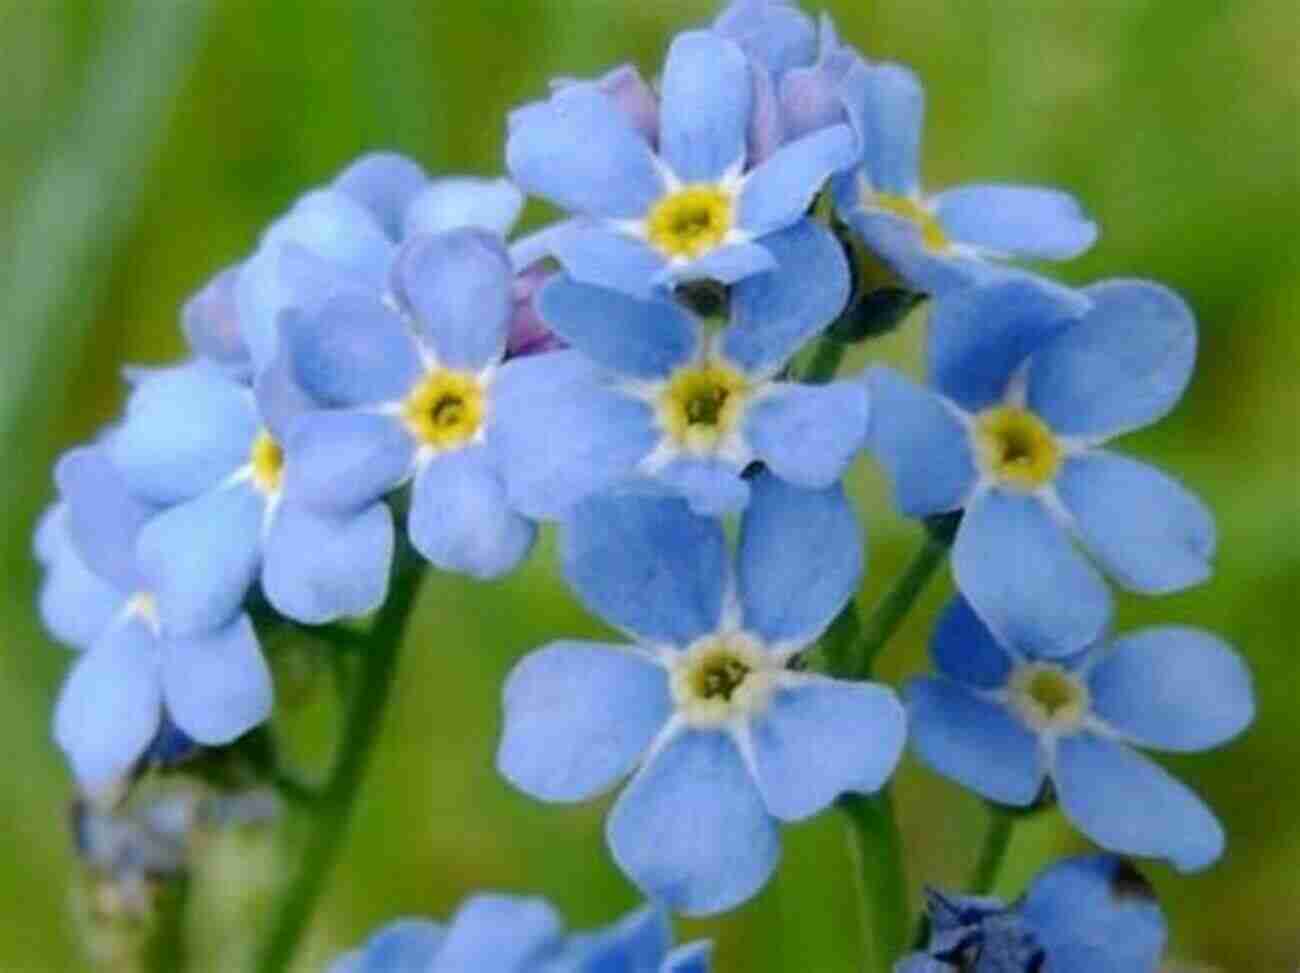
xmin=1 ymin=0 xmax=1296 ymax=969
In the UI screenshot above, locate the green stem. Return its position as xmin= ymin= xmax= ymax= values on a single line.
xmin=841 ymin=792 xmax=910 ymax=973
xmin=968 ymin=805 xmax=1015 ymax=896
xmin=801 ymin=337 xmax=848 ymax=384
xmin=253 ymin=560 xmax=427 ymax=973
xmin=145 ymin=874 xmax=190 ymax=973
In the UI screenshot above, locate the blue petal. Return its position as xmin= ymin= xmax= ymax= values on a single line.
xmin=254 ymin=349 xmax=316 ymax=441
xmin=745 ymin=380 xmax=868 ymax=488
xmin=723 ymin=219 xmax=851 ymax=373
xmin=1053 ymin=734 xmax=1224 ymax=872
xmin=904 ymin=677 xmax=1044 ymax=806
xmin=953 ymin=490 xmax=1112 ymax=659
xmin=54 ymin=620 xmax=162 ymax=797
xmin=342 ymin=918 xmax=444 ymax=973
xmin=507 ymin=86 xmax=664 ymax=219
xmin=409 ymin=446 xmax=535 ymax=579
xmin=547 ymin=224 xmax=667 ymax=300
xmin=737 ymin=124 xmax=857 ymax=237
xmin=38 ymin=513 xmax=124 ymax=650
xmin=927 ymin=276 xmax=1091 ymax=413
xmin=137 ymin=483 xmax=265 ymax=637
xmin=1056 ymin=451 xmax=1215 ymax=594
xmin=652 ymin=459 xmax=750 ymax=517
xmin=933 ymin=184 xmax=1097 ymax=261
xmin=929 ymin=596 xmax=1013 ymax=690
xmin=738 ymin=475 xmax=861 ymax=645
xmin=659 ymin=31 xmax=752 ymax=182
xmin=837 ymin=205 xmax=988 ymax=297
xmin=283 ymin=411 xmax=415 ymax=514
xmin=431 ymin=895 xmax=564 ymax=973
xmin=606 ymin=730 xmax=779 ymax=916
xmin=262 ymin=503 xmax=393 ymax=624
xmin=55 ymin=447 xmax=156 ymax=593
xmin=845 ymin=62 xmax=924 ymax=195
xmin=1088 ymin=627 xmax=1253 ymax=753
xmin=863 ymin=366 xmax=974 ymax=517
xmin=658 ymin=242 xmax=778 ymax=290
xmin=333 ymin=152 xmax=430 ymax=240
xmin=537 ymin=276 xmax=697 ymax=380
xmin=1020 ymin=855 xmax=1167 ymax=973
xmin=182 ymin=265 xmax=252 ymax=379
xmin=753 ymin=678 xmax=905 ymax=821
xmin=662 ymin=942 xmax=714 ymax=973
xmin=1027 ymin=279 xmax=1197 ymax=440
xmin=109 ymin=364 xmax=258 ymax=505
xmin=498 ymin=641 xmax=670 ymax=802
xmin=565 ymin=904 xmax=672 ymax=972
xmin=404 ymin=177 xmax=524 ymax=238
xmin=162 ymin=615 xmax=271 ymax=745
xmin=281 ymin=295 xmax=422 ymax=407
xmin=562 ymin=493 xmax=726 ymax=646
xmin=492 ymin=351 xmax=656 ymax=520
xmin=394 ymin=229 xmax=513 ymax=370
xmin=714 ymin=0 xmax=818 ymax=78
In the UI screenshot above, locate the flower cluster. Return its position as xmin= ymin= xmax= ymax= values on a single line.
xmin=33 ymin=0 xmax=1254 ymax=969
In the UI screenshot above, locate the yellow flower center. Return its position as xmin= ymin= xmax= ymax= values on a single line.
xmin=1010 ymin=663 xmax=1090 ymax=731
xmin=656 ymin=362 xmax=751 ymax=454
xmin=869 ymin=192 xmax=950 ymax=252
xmin=646 ymin=186 xmax=734 ymax=260
xmin=975 ymin=406 xmax=1061 ymax=490
xmin=126 ymin=592 xmax=161 ymax=632
xmin=249 ymin=431 xmax=285 ymax=494
xmin=670 ymin=632 xmax=775 ymax=728
xmin=402 ymin=370 xmax=485 ymax=450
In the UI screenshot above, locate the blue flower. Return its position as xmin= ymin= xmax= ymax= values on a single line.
xmin=183 ymin=264 xmax=253 ymax=382
xmin=329 ymin=895 xmax=710 ymax=973
xmin=506 ymin=28 xmax=857 ymax=299
xmin=283 ymin=228 xmax=537 ymax=579
xmin=497 ymin=476 xmax=905 ymax=914
xmin=832 ymin=62 xmax=1096 ymax=295
xmin=495 ymin=221 xmax=866 ymax=517
xmin=898 ymin=854 xmax=1167 ymax=973
xmin=106 ymin=360 xmax=394 ymax=629
xmin=906 ymin=596 xmax=1253 ymax=872
xmin=46 ymin=448 xmax=272 ymax=798
xmin=867 ymin=276 xmax=1213 ymax=657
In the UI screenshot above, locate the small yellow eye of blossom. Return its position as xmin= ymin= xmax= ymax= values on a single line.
xmin=402 ymin=370 xmax=486 ymax=450
xmin=670 ymin=632 xmax=776 ymax=728
xmin=1009 ymin=663 xmax=1091 ymax=732
xmin=869 ymin=192 xmax=950 ymax=253
xmin=975 ymin=406 xmax=1062 ymax=490
xmin=657 ymin=363 xmax=750 ymax=455
xmin=126 ymin=592 xmax=161 ymax=632
xmin=646 ymin=186 xmax=734 ymax=260
xmin=249 ymin=431 xmax=285 ymax=494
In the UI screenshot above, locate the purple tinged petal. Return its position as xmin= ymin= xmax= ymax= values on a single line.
xmin=553 ymin=64 xmax=660 ymax=145
xmin=745 ymin=58 xmax=784 ymax=166
xmin=737 ymin=124 xmax=858 ymax=237
xmin=182 ymin=265 xmax=252 ymax=380
xmin=505 ymin=265 xmax=564 ymax=359
xmin=659 ymin=31 xmax=753 ymax=183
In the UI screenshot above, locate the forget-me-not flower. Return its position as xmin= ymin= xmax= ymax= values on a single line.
xmin=897 ymin=854 xmax=1167 ymax=973
xmin=906 ymin=596 xmax=1253 ymax=872
xmin=283 ymin=228 xmax=538 ymax=579
xmin=833 ymin=62 xmax=1096 ymax=296
xmin=497 ymin=476 xmax=905 ymax=914
xmin=867 ymin=276 xmax=1213 ymax=658
xmin=495 ymin=221 xmax=866 ymax=517
xmin=47 ymin=448 xmax=272 ymax=798
xmin=506 ymin=28 xmax=858 ymax=299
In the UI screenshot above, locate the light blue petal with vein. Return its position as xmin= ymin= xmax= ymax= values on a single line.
xmin=562 ymin=493 xmax=726 ymax=646
xmin=137 ymin=482 xmax=264 ymax=637
xmin=658 ymin=242 xmax=778 ymax=291
xmin=928 ymin=276 xmax=1091 ymax=412
xmin=837 ymin=206 xmax=991 ymax=296
xmin=283 ymin=411 xmax=415 ymax=515
xmin=162 ymin=615 xmax=270 ymax=745
xmin=607 ymin=730 xmax=779 ymax=916
xmin=109 ymin=364 xmax=258 ymax=505
xmin=329 ymin=919 xmax=444 ymax=973
xmin=953 ymin=490 xmax=1112 ymax=659
xmin=844 ymin=62 xmax=924 ymax=195
xmin=905 ymin=677 xmax=1045 ymax=806
xmin=538 ymin=276 xmax=697 ymax=380
xmin=714 ymin=0 xmax=817 ymax=79
xmin=929 ymin=596 xmax=1014 ymax=690
xmin=430 ymin=895 xmax=565 ymax=973
xmin=1088 ymin=627 xmax=1253 ymax=753
xmin=55 ymin=446 xmax=158 ymax=593
xmin=404 ymin=177 xmax=523 ymax=239
xmin=498 ymin=641 xmax=670 ymax=803
xmin=652 ymin=458 xmax=751 ymax=517
xmin=38 ymin=510 xmax=124 ymax=650
xmin=1054 ymin=734 xmax=1224 ymax=872
xmin=565 ymin=904 xmax=673 ymax=973
xmin=507 ymin=86 xmax=664 ymax=219
xmin=1056 ymin=451 xmax=1215 ymax=594
xmin=262 ymin=503 xmax=393 ymax=625
xmin=548 ymin=224 xmax=667 ymax=300
xmin=738 ymin=475 xmax=861 ymax=645
xmin=54 ymin=620 xmax=162 ymax=797
xmin=723 ymin=219 xmax=850 ymax=372
xmin=1027 ymin=279 xmax=1197 ymax=439
xmin=753 ymin=679 xmax=905 ymax=821
xmin=393 ymin=229 xmax=513 ymax=370
xmin=333 ymin=152 xmax=430 ymax=240
xmin=659 ymin=31 xmax=753 ymax=183
xmin=737 ymin=124 xmax=857 ymax=236
xmin=745 ymin=380 xmax=868 ymax=488
xmin=934 ymin=184 xmax=1098 ymax=260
